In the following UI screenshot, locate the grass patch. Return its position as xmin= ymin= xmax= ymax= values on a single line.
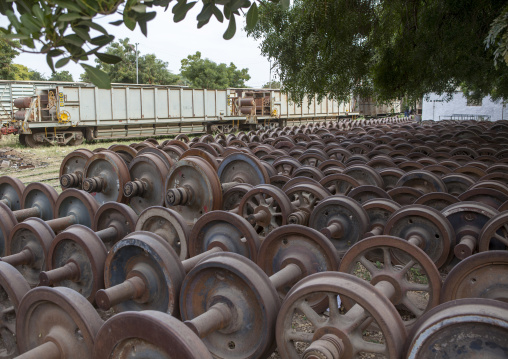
xmin=0 ymin=133 xmax=197 ymax=187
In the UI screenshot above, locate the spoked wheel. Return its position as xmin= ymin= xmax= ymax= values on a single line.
xmin=276 ymin=272 xmax=406 ymax=359
xmin=319 ymin=174 xmax=360 ymax=196
xmin=478 ymin=211 xmax=508 ymax=252
xmin=238 ymin=184 xmax=293 ymax=238
xmin=339 ymin=235 xmax=442 ymax=328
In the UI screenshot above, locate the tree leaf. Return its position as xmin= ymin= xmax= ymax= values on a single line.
xmin=223 ymin=14 xmax=236 ymax=40
xmin=211 ymin=4 xmax=223 ymax=22
xmin=3 ymin=33 xmax=30 ymax=40
xmin=53 ymin=0 xmax=83 ymax=12
xmin=81 ymin=64 xmax=111 ymax=89
xmin=245 ymin=2 xmax=258 ymax=30
xmin=138 ymin=20 xmax=148 ymax=36
xmin=58 ymin=12 xmax=82 ymax=21
xmin=137 ymin=11 xmax=157 ymax=22
xmin=48 ymin=49 xmax=65 ymax=57
xmin=173 ymin=1 xmax=197 ymax=22
xmin=46 ymin=53 xmax=55 ymax=72
xmin=73 ymin=27 xmax=91 ymax=42
xmin=55 ymin=57 xmax=70 ymax=68
xmin=280 ymin=0 xmax=290 ymax=10
xmin=83 ymin=21 xmax=109 ymax=35
xmin=197 ymin=17 xmax=210 ymax=28
xmin=19 ymin=13 xmax=40 ymax=32
xmin=230 ymin=0 xmax=249 ymax=12
xmin=96 ymin=52 xmax=123 ymax=64
xmin=31 ymin=4 xmax=44 ymax=23
xmin=123 ymin=12 xmax=136 ymax=30
xmin=63 ymin=34 xmax=85 ymax=47
xmin=90 ymin=34 xmax=114 ymax=46
xmin=109 ymin=19 xmax=124 ymax=26
xmin=131 ymin=4 xmax=147 ymax=12
xmin=197 ymin=3 xmax=213 ymax=22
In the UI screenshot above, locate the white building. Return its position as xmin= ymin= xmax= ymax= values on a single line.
xmin=422 ymin=92 xmax=508 ymax=121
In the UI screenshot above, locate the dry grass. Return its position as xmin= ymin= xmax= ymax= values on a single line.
xmin=0 ymin=134 xmax=185 ymax=191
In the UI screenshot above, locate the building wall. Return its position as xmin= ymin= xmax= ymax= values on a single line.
xmin=422 ymin=92 xmax=508 ymax=121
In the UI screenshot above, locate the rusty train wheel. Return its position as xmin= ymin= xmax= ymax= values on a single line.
xmin=93 ymin=311 xmax=212 ymax=359
xmin=441 ymin=251 xmax=508 ymax=303
xmin=340 ymin=235 xmax=442 ymax=328
xmin=276 ymin=272 xmax=406 ymax=359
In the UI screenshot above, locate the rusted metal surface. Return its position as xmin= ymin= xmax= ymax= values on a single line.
xmin=188 ymin=210 xmax=260 ymax=262
xmin=258 ymin=225 xmax=339 ymax=301
xmin=396 ymin=170 xmax=447 ymax=194
xmin=40 ymin=225 xmax=107 ymax=303
xmin=286 ymin=184 xmax=330 ymax=226
xmin=16 ymin=287 xmax=102 ymax=359
xmin=165 ymin=156 xmax=223 ymax=226
xmin=180 ymin=252 xmax=280 ymax=359
xmin=414 ymin=192 xmax=460 ymax=211
xmin=4 ymin=218 xmax=55 ymax=287
xmin=98 ymin=232 xmax=185 ymax=315
xmin=222 ymin=183 xmax=253 ymax=213
xmin=319 ymin=174 xmax=361 ymax=196
xmin=309 ymin=196 xmax=369 ymax=256
xmin=92 ymin=202 xmax=138 ymax=250
xmin=20 ymin=183 xmax=58 ymax=221
xmin=384 ymin=205 xmax=455 ymax=269
xmin=340 ymin=235 xmax=442 ymax=327
xmin=238 ymin=184 xmax=293 ymax=237
xmin=348 ymin=184 xmax=391 ymax=204
xmin=0 ymin=176 xmax=25 ymax=211
xmin=362 ymin=198 xmax=401 ymax=237
xmin=93 ymin=311 xmax=213 ymax=359
xmin=441 ymin=251 xmax=508 ymax=303
xmin=123 ymin=153 xmax=169 ymax=214
xmin=59 ymin=149 xmax=94 ymax=189
xmin=83 ymin=151 xmax=131 ymax=204
xmin=276 ymin=272 xmax=406 ymax=359
xmin=442 ymin=201 xmax=498 ymax=260
xmin=405 ymin=298 xmax=508 ymax=359
xmin=0 ymin=261 xmax=30 ymax=358
xmin=135 ymin=206 xmax=190 ymax=260
xmin=50 ymin=189 xmax=99 ymax=231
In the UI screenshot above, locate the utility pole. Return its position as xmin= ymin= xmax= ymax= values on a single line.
xmin=269 ymin=59 xmax=272 ymax=88
xmin=135 ymin=43 xmax=139 ymax=84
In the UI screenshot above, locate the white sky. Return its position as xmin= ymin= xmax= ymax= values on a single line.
xmin=1 ymin=5 xmax=275 ymax=87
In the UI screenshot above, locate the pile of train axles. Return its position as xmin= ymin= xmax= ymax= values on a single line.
xmin=0 ymin=116 xmax=507 ymax=359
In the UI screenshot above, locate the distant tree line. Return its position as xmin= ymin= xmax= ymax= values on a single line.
xmin=0 ymin=38 xmax=251 ymax=89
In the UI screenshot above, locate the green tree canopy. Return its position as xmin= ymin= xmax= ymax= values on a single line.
xmin=248 ymin=0 xmax=508 ymax=103
xmin=180 ymin=51 xmax=250 ymax=89
xmin=49 ymin=70 xmax=74 ymax=82
xmin=12 ymin=64 xmax=31 ymax=80
xmin=80 ymin=38 xmax=181 ymax=85
xmin=263 ymin=80 xmax=281 ymax=88
xmin=29 ymin=70 xmax=47 ymax=81
xmin=0 ymin=39 xmax=20 ymax=80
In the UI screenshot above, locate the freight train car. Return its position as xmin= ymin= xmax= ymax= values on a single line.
xmin=0 ymin=80 xmax=356 ymax=147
